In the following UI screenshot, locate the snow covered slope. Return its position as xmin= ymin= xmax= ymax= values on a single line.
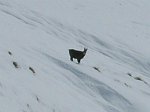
xmin=0 ymin=0 xmax=150 ymax=112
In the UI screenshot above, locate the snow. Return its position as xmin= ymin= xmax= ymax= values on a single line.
xmin=0 ymin=0 xmax=150 ymax=112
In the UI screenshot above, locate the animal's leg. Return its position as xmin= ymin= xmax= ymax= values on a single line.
xmin=77 ymin=59 xmax=81 ymax=64
xmin=70 ymin=57 xmax=73 ymax=61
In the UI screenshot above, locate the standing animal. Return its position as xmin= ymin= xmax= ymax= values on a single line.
xmin=69 ymin=48 xmax=87 ymax=64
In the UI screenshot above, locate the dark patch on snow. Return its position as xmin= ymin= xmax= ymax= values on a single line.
xmin=134 ymin=77 xmax=143 ymax=81
xmin=29 ymin=67 xmax=35 ymax=74
xmin=124 ymin=83 xmax=131 ymax=88
xmin=35 ymin=95 xmax=40 ymax=102
xmin=8 ymin=51 xmax=12 ymax=55
xmin=127 ymin=73 xmax=132 ymax=77
xmin=93 ymin=67 xmax=101 ymax=72
xmin=13 ymin=61 xmax=19 ymax=68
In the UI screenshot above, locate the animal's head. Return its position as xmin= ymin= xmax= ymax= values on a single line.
xmin=83 ymin=48 xmax=88 ymax=55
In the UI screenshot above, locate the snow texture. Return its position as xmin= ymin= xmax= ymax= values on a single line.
xmin=0 ymin=0 xmax=150 ymax=112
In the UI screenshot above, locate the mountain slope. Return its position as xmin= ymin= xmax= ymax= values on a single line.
xmin=0 ymin=0 xmax=150 ymax=112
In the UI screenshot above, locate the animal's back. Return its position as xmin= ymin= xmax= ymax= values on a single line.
xmin=69 ymin=49 xmax=83 ymax=58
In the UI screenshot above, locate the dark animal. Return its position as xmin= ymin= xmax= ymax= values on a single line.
xmin=69 ymin=48 xmax=87 ymax=64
